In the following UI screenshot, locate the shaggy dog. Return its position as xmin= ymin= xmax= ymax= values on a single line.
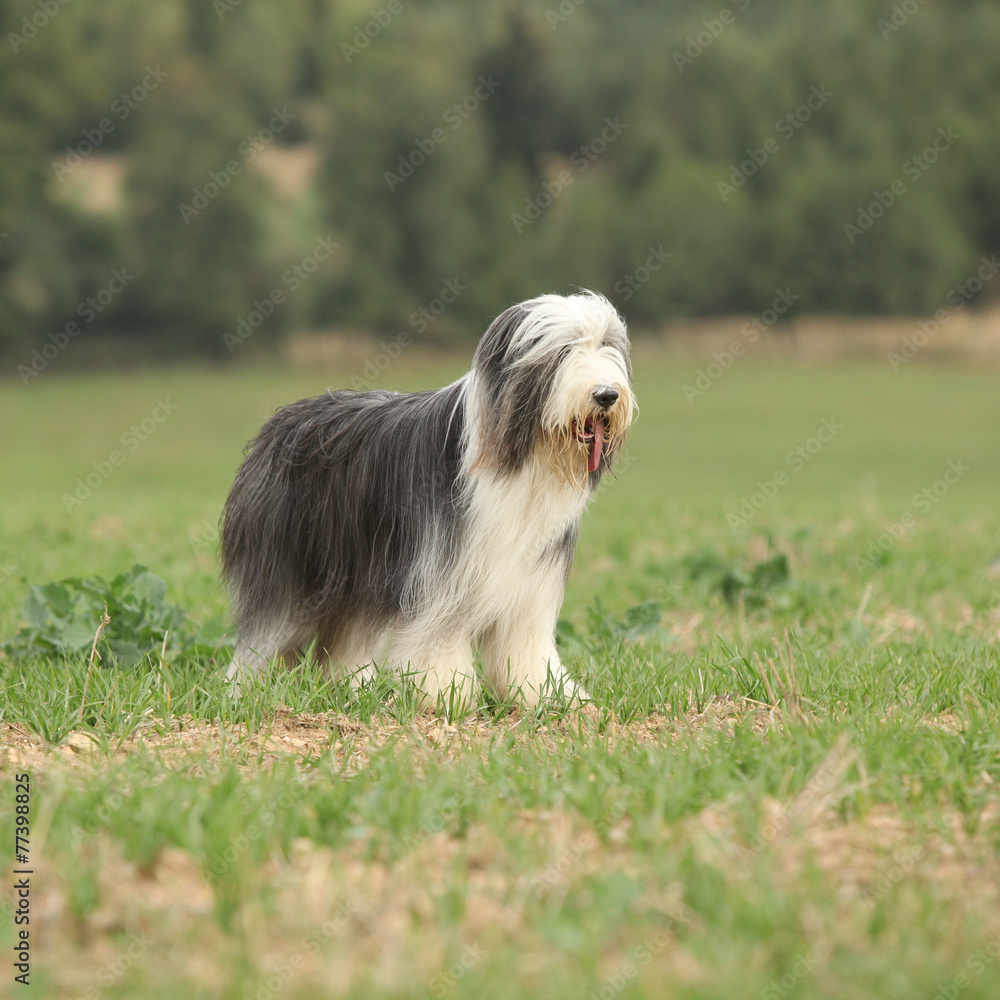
xmin=222 ymin=290 xmax=635 ymax=707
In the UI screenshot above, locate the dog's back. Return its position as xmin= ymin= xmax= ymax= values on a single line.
xmin=222 ymin=383 xmax=467 ymax=650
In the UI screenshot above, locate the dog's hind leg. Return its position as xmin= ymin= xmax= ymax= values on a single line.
xmin=318 ymin=624 xmax=390 ymax=690
xmin=226 ymin=620 xmax=305 ymax=694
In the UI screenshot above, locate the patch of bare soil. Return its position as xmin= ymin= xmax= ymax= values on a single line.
xmin=1 ymin=697 xmax=782 ymax=777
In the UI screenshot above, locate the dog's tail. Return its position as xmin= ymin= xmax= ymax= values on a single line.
xmin=221 ymin=408 xmax=306 ymax=640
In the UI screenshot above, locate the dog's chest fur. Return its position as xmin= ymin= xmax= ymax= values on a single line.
xmin=424 ymin=456 xmax=589 ymax=628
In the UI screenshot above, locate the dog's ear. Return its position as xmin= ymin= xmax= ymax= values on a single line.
xmin=472 ymin=304 xmax=527 ymax=398
xmin=472 ymin=304 xmax=565 ymax=474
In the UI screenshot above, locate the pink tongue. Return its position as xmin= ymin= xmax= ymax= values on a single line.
xmin=588 ymin=420 xmax=604 ymax=473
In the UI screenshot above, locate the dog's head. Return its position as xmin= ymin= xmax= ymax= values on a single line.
xmin=470 ymin=291 xmax=635 ymax=482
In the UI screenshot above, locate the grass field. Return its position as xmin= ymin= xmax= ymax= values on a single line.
xmin=2 ymin=347 xmax=1000 ymax=999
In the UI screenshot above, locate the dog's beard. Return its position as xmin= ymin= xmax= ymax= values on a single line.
xmin=543 ymin=396 xmax=631 ymax=488
xmin=536 ymin=358 xmax=633 ymax=484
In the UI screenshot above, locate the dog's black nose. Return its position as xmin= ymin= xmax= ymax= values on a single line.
xmin=592 ymin=386 xmax=619 ymax=409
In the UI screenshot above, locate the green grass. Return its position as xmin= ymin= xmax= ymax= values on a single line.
xmin=2 ymin=350 xmax=1000 ymax=999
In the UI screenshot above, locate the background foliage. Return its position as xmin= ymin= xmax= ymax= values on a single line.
xmin=2 ymin=0 xmax=999 ymax=360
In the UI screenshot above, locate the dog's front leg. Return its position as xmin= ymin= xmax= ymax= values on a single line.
xmin=388 ymin=630 xmax=478 ymax=715
xmin=477 ymin=570 xmax=585 ymax=706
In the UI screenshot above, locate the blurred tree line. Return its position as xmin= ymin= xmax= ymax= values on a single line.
xmin=2 ymin=0 xmax=999 ymax=362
